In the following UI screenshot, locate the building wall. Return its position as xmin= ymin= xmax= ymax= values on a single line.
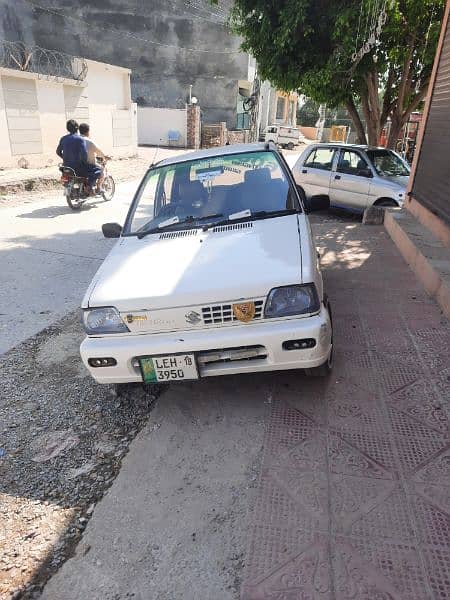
xmin=409 ymin=3 xmax=450 ymax=226
xmin=137 ymin=107 xmax=187 ymax=147
xmin=0 ymin=0 xmax=250 ymax=129
xmin=0 ymin=58 xmax=137 ymax=168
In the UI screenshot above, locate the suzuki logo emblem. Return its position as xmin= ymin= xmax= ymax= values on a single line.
xmin=185 ymin=311 xmax=201 ymax=325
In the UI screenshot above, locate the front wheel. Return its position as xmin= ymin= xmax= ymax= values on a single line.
xmin=102 ymin=176 xmax=115 ymax=201
xmin=287 ymin=142 xmax=294 ymax=150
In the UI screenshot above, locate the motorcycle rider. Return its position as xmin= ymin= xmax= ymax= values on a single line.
xmin=79 ymin=123 xmax=110 ymax=193
xmin=56 ymin=120 xmax=87 ymax=174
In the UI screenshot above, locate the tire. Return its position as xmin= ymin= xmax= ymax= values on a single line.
xmin=65 ymin=186 xmax=82 ymax=210
xmin=287 ymin=142 xmax=294 ymax=150
xmin=305 ymin=298 xmax=333 ymax=377
xmin=102 ymin=175 xmax=115 ymax=201
xmin=375 ymin=198 xmax=398 ymax=208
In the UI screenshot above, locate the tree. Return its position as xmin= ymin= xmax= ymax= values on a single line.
xmin=216 ymin=0 xmax=444 ymax=147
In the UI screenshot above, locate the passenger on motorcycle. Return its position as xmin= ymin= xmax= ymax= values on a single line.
xmin=56 ymin=120 xmax=87 ymax=175
xmin=79 ymin=123 xmax=110 ymax=194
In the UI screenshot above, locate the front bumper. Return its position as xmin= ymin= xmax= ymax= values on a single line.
xmin=80 ymin=305 xmax=332 ymax=384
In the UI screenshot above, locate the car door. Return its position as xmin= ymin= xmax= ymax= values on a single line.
xmin=297 ymin=146 xmax=337 ymax=199
xmin=329 ymin=149 xmax=373 ymax=210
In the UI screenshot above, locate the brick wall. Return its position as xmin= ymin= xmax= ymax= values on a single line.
xmin=186 ymin=105 xmax=201 ymax=149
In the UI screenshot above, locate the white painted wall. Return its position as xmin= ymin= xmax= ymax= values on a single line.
xmin=0 ymin=57 xmax=137 ymax=168
xmin=137 ymin=107 xmax=187 ymax=147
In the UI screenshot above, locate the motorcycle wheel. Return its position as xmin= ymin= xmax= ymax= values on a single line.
xmin=65 ymin=185 xmax=83 ymax=210
xmin=102 ymin=176 xmax=115 ymax=201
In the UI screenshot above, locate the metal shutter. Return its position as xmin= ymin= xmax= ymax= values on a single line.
xmin=2 ymin=76 xmax=43 ymax=155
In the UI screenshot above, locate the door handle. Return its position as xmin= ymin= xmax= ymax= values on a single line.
xmin=334 ymin=175 xmax=341 ymax=180
xmin=302 ymin=169 xmax=307 ymax=174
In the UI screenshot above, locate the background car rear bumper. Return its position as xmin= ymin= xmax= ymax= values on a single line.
xmin=80 ymin=305 xmax=332 ymax=384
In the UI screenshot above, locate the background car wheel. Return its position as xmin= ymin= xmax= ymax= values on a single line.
xmin=287 ymin=142 xmax=294 ymax=150
xmin=375 ymin=198 xmax=398 ymax=208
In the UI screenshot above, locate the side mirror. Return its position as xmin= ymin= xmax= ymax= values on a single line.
xmin=102 ymin=222 xmax=122 ymax=238
xmin=358 ymin=168 xmax=373 ymax=178
xmin=307 ymin=196 xmax=330 ymax=212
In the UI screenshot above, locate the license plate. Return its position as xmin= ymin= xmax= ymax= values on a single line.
xmin=139 ymin=354 xmax=198 ymax=383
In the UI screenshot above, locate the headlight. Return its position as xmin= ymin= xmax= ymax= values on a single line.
xmin=265 ymin=284 xmax=320 ymax=318
xmin=83 ymin=307 xmax=129 ymax=334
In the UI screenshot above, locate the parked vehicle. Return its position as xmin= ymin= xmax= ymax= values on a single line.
xmin=263 ymin=125 xmax=302 ymax=150
xmin=59 ymin=157 xmax=115 ymax=210
xmin=80 ymin=142 xmax=333 ymax=386
xmin=292 ymin=143 xmax=410 ymax=212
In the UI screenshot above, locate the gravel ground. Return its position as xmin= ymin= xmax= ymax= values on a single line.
xmin=0 ymin=312 xmax=163 ymax=599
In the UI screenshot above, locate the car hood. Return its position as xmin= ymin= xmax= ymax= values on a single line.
xmin=383 ymin=175 xmax=409 ymax=189
xmin=83 ymin=215 xmax=303 ymax=311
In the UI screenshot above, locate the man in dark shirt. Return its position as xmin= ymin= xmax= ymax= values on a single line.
xmin=56 ymin=120 xmax=87 ymax=173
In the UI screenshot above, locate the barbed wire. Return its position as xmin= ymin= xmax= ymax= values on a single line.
xmin=0 ymin=39 xmax=87 ymax=81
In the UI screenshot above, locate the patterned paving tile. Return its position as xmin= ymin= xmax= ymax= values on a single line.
xmin=332 ymin=480 xmax=413 ymax=542
xmin=332 ymin=536 xmax=429 ymax=600
xmin=331 ymin=429 xmax=398 ymax=476
xmin=264 ymin=401 xmax=318 ymax=455
xmin=421 ymin=545 xmax=450 ymax=600
xmin=409 ymin=492 xmax=450 ymax=547
xmin=412 ymin=447 xmax=450 ymax=486
xmin=241 ymin=224 xmax=449 ymax=600
xmin=389 ymin=379 xmax=450 ymax=435
xmin=242 ymin=535 xmax=332 ymax=600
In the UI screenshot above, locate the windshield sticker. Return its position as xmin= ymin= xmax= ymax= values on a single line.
xmin=195 ymin=166 xmax=224 ymax=182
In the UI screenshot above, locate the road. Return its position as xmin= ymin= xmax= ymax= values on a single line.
xmin=0 ymin=179 xmax=140 ymax=354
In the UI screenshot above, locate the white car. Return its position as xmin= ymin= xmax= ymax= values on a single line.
xmin=292 ymin=143 xmax=410 ymax=213
xmin=80 ymin=143 xmax=333 ymax=385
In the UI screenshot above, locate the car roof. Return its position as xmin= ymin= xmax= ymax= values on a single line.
xmin=155 ymin=142 xmax=273 ymax=167
xmin=307 ymin=142 xmax=389 ymax=151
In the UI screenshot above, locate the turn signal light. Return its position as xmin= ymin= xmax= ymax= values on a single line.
xmin=282 ymin=339 xmax=316 ymax=351
xmin=88 ymin=357 xmax=117 ymax=368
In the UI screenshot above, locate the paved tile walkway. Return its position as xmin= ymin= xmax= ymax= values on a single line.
xmin=241 ymin=222 xmax=450 ymax=600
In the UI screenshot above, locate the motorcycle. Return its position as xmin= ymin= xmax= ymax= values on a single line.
xmin=59 ymin=157 xmax=115 ymax=210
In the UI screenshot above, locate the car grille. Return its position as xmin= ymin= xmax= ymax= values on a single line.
xmin=201 ymin=299 xmax=264 ymax=325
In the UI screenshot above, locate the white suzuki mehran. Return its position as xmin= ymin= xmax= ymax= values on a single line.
xmin=80 ymin=143 xmax=333 ymax=385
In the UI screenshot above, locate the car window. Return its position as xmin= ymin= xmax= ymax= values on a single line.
xmin=125 ymin=151 xmax=297 ymax=235
xmin=304 ymin=148 xmax=335 ymax=171
xmin=366 ymin=149 xmax=410 ymax=177
xmin=337 ymin=150 xmax=369 ymax=176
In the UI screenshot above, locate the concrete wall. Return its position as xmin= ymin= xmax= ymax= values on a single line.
xmin=137 ymin=107 xmax=187 ymax=147
xmin=0 ymin=58 xmax=137 ymax=168
xmin=0 ymin=0 xmax=250 ymax=129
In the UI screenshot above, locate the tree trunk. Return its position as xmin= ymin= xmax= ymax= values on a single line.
xmin=387 ymin=113 xmax=403 ymax=149
xmin=345 ymin=97 xmax=367 ymax=144
xmin=360 ymin=95 xmax=379 ymax=146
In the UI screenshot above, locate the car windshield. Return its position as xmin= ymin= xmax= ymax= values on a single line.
xmin=124 ymin=150 xmax=297 ymax=235
xmin=366 ymin=149 xmax=410 ymax=177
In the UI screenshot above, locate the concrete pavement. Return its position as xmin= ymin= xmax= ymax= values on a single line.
xmin=0 ymin=180 xmax=139 ymax=354
xmin=39 ymin=220 xmax=450 ymax=600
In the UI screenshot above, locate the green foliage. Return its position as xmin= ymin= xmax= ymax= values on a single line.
xmin=217 ymin=0 xmax=445 ymax=133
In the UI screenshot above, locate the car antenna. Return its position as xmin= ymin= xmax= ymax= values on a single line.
xmin=150 ymin=138 xmax=162 ymax=166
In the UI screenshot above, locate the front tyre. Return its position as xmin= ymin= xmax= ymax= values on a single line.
xmin=102 ymin=176 xmax=115 ymax=201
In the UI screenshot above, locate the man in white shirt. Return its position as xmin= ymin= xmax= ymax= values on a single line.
xmin=79 ymin=123 xmax=110 ymax=193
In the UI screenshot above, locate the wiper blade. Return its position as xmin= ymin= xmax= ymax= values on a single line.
xmin=137 ymin=213 xmax=224 ymax=239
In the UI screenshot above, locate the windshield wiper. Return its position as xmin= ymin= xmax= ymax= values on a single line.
xmin=202 ymin=208 xmax=299 ymax=231
xmin=137 ymin=213 xmax=223 ymax=239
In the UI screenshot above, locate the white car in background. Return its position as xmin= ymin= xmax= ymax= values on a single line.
xmin=80 ymin=143 xmax=333 ymax=386
xmin=292 ymin=143 xmax=410 ymax=213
